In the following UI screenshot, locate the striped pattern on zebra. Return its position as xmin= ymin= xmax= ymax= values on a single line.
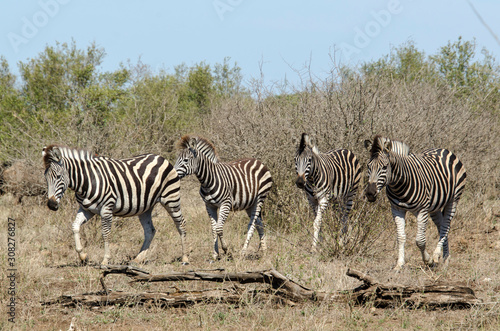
xmin=364 ymin=135 xmax=466 ymax=271
xmin=42 ymin=145 xmax=188 ymax=265
xmin=295 ymin=133 xmax=361 ymax=252
xmin=174 ymin=135 xmax=273 ymax=260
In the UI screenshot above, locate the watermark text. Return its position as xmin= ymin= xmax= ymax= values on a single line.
xmin=7 ymin=217 xmax=17 ymax=323
xmin=340 ymin=0 xmax=408 ymax=58
xmin=7 ymin=0 xmax=72 ymax=53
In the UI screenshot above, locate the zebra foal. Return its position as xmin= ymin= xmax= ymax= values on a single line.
xmin=295 ymin=133 xmax=361 ymax=252
xmin=174 ymin=135 xmax=273 ymax=260
xmin=364 ymin=136 xmax=466 ymax=270
xmin=43 ymin=145 xmax=189 ymax=265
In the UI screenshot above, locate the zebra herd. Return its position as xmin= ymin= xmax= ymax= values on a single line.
xmin=43 ymin=133 xmax=466 ymax=271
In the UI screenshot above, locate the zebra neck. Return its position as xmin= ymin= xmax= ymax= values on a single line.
xmin=387 ymin=153 xmax=413 ymax=192
xmin=308 ymin=154 xmax=323 ymax=186
xmin=63 ymin=157 xmax=94 ymax=196
xmin=195 ymin=154 xmax=217 ymax=188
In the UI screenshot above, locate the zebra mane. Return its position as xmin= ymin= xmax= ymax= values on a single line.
xmin=43 ymin=144 xmax=95 ymax=168
xmin=177 ymin=135 xmax=219 ymax=162
xmin=370 ymin=135 xmax=410 ymax=157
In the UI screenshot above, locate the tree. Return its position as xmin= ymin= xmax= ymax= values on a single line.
xmin=213 ymin=57 xmax=243 ymax=97
xmin=361 ymin=40 xmax=436 ymax=82
xmin=430 ymin=36 xmax=500 ymax=108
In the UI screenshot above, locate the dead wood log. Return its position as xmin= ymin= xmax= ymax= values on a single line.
xmin=346 ymin=268 xmax=481 ymax=308
xmin=42 ymin=287 xmax=247 ymax=308
xmin=98 ymin=265 xmax=326 ymax=302
xmin=42 ymin=265 xmax=481 ymax=309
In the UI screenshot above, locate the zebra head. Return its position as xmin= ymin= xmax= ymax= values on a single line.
xmin=175 ymin=136 xmax=200 ymax=179
xmin=364 ymin=136 xmax=392 ymax=202
xmin=42 ymin=146 xmax=69 ymax=211
xmin=295 ymin=133 xmax=318 ymax=189
xmin=175 ymin=135 xmax=219 ymax=179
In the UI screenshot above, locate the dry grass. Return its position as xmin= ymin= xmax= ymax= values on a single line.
xmin=1 ymin=175 xmax=499 ymax=330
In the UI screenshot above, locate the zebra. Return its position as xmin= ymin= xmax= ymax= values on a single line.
xmin=42 ymin=145 xmax=189 ymax=265
xmin=364 ymin=135 xmax=466 ymax=271
xmin=295 ymin=133 xmax=361 ymax=252
xmin=174 ymin=135 xmax=273 ymax=260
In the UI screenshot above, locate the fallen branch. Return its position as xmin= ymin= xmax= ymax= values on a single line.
xmin=42 ymin=265 xmax=481 ymax=309
xmin=347 ymin=268 xmax=481 ymax=308
xmin=43 ymin=286 xmax=250 ymax=308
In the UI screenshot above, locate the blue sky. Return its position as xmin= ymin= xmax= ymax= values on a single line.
xmin=1 ymin=0 xmax=499 ymax=87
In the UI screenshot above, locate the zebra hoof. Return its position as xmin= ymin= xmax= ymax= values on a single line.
xmin=78 ymin=253 xmax=88 ymax=265
xmin=432 ymin=254 xmax=441 ymax=266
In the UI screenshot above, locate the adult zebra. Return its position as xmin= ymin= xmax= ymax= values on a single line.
xmin=42 ymin=145 xmax=189 ymax=265
xmin=364 ymin=136 xmax=466 ymax=271
xmin=174 ymin=135 xmax=273 ymax=260
xmin=295 ymin=133 xmax=361 ymax=252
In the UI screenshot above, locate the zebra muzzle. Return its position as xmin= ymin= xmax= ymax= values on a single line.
xmin=47 ymin=197 xmax=60 ymax=211
xmin=365 ymin=183 xmax=378 ymax=202
xmin=295 ymin=175 xmax=306 ymax=189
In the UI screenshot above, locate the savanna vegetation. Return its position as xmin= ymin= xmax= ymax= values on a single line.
xmin=0 ymin=38 xmax=499 ymax=330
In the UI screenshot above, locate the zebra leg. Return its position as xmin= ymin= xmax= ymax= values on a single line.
xmin=339 ymin=196 xmax=354 ymax=243
xmin=433 ymin=201 xmax=457 ymax=267
xmin=99 ymin=209 xmax=114 ymax=265
xmin=343 ymin=196 xmax=354 ymax=233
xmin=206 ymin=205 xmax=220 ymax=260
xmin=133 ymin=210 xmax=156 ymax=264
xmin=311 ymin=197 xmax=328 ymax=253
xmin=162 ymin=199 xmax=189 ymax=265
xmin=392 ymin=207 xmax=407 ymax=271
xmin=415 ymin=209 xmax=432 ymax=267
xmin=72 ymin=207 xmax=95 ymax=263
xmin=216 ymin=203 xmax=232 ymax=257
xmin=430 ymin=211 xmax=445 ymax=266
xmin=256 ymin=216 xmax=266 ymax=252
xmin=242 ymin=202 xmax=266 ymax=256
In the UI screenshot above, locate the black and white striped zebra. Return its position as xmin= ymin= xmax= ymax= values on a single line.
xmin=174 ymin=135 xmax=273 ymax=260
xmin=42 ymin=145 xmax=189 ymax=265
xmin=295 ymin=133 xmax=361 ymax=252
xmin=364 ymin=136 xmax=466 ymax=270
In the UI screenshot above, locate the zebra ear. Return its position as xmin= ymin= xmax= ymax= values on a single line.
xmin=188 ymin=137 xmax=197 ymax=148
xmin=51 ymin=147 xmax=62 ymax=162
xmin=186 ymin=137 xmax=198 ymax=157
xmin=383 ymin=140 xmax=392 ymax=152
xmin=306 ymin=135 xmax=319 ymax=154
xmin=304 ymin=134 xmax=313 ymax=148
xmin=299 ymin=133 xmax=308 ymax=153
xmin=364 ymin=140 xmax=372 ymax=151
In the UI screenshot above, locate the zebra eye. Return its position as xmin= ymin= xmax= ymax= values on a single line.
xmin=183 ymin=158 xmax=189 ymax=163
